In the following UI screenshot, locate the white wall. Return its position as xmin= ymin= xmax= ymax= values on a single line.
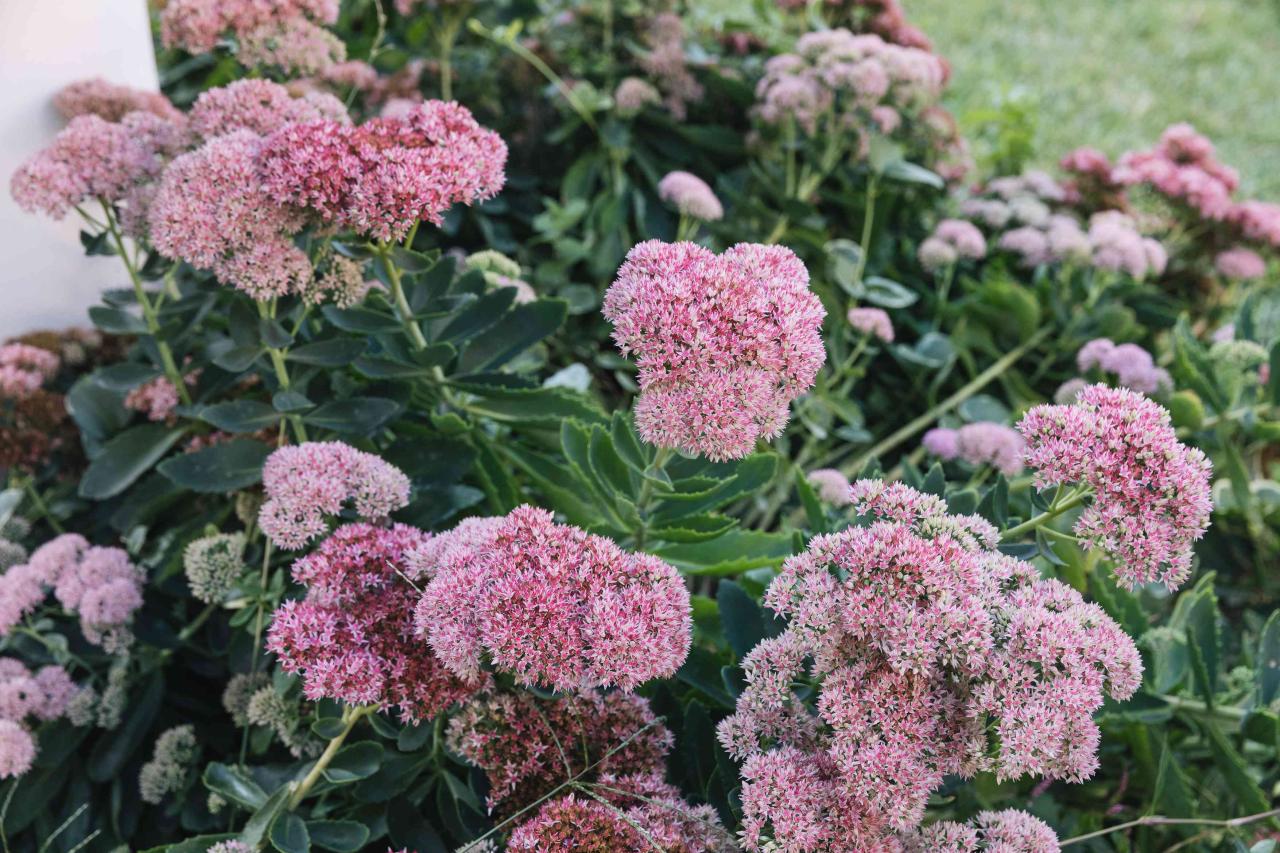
xmin=0 ymin=0 xmax=160 ymax=338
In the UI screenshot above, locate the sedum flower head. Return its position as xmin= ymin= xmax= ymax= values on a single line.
xmin=1214 ymin=246 xmax=1267 ymax=280
xmin=1019 ymin=384 xmax=1212 ymax=589
xmin=259 ymin=100 xmax=508 ymax=242
xmin=150 ymin=130 xmax=311 ymax=300
xmin=53 ymin=77 xmax=183 ymax=123
xmin=183 ymin=532 xmax=247 ymax=603
xmin=0 ymin=720 xmax=35 ymax=779
xmin=267 ymin=523 xmax=475 ymax=723
xmin=159 ymin=0 xmax=339 ymax=55
xmin=10 ymin=113 xmax=173 ymax=220
xmin=657 ymin=171 xmax=724 ymax=221
xmin=846 ymin=307 xmax=894 ymax=342
xmin=414 ymin=506 xmax=692 ymax=693
xmin=924 ymin=423 xmax=1025 ymax=475
xmin=138 ymin=724 xmax=199 ymax=804
xmin=604 ymin=240 xmax=825 ymax=460
xmin=806 ymin=468 xmax=852 ymax=505
xmin=188 ymin=79 xmax=348 ymax=141
xmin=902 ymin=809 xmax=1060 ymax=851
xmin=258 ymin=441 xmax=411 ymax=549
xmin=717 ymin=481 xmax=1138 ymax=850
xmin=614 ymin=77 xmax=662 ymax=117
xmin=447 ymin=690 xmax=671 ymax=816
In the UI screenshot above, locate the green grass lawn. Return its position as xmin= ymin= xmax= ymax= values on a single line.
xmin=910 ymin=0 xmax=1280 ymax=196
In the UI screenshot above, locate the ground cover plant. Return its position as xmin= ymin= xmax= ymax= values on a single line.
xmin=2 ymin=0 xmax=1280 ymax=850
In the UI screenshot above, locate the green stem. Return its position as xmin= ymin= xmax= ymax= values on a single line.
xmin=288 ymin=705 xmax=374 ymax=809
xmin=764 ymin=215 xmax=790 ymax=245
xmin=842 ymin=326 xmax=1051 ymax=476
xmin=1159 ymin=693 xmax=1248 ymax=723
xmin=256 ymin=303 xmax=308 ymax=443
xmin=1060 ymin=806 xmax=1280 ymax=847
xmin=99 ymin=202 xmax=191 ymax=406
xmin=851 ymin=174 xmax=879 ymax=290
xmin=469 ymin=20 xmax=598 ymax=133
xmin=22 ymin=478 xmax=64 ymax=534
xmin=633 ymin=447 xmax=675 ymax=550
xmin=934 ymin=262 xmax=955 ymax=324
xmin=1000 ymin=487 xmax=1090 ymax=541
xmin=377 ymin=243 xmax=428 ymax=351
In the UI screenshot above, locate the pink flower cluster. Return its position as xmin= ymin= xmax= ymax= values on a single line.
xmin=846 ymin=306 xmax=894 ymax=342
xmin=0 ymin=659 xmax=81 ymax=779
xmin=446 ymin=689 xmax=671 ymax=815
xmin=10 ymin=113 xmax=181 ymax=220
xmin=0 ymin=534 xmax=144 ymax=651
xmin=918 ymin=218 xmax=987 ymax=271
xmin=150 ymin=130 xmax=310 ymax=299
xmin=259 ymin=100 xmax=508 ymax=242
xmin=658 ymin=171 xmax=724 ymax=221
xmin=755 ymin=29 xmax=947 ymax=140
xmin=188 ymin=79 xmax=348 ymax=141
xmin=1087 ymin=211 xmax=1168 ymax=280
xmin=1228 ymin=201 xmax=1280 ymax=249
xmin=604 ymin=241 xmax=825 ymax=460
xmin=902 ymin=809 xmax=1060 ymax=851
xmin=807 ymin=468 xmax=853 ymax=505
xmin=412 ymin=505 xmax=692 ymax=693
xmin=922 ymin=422 xmax=1025 ymax=475
xmin=124 ymin=370 xmax=201 ymax=422
xmin=716 ymin=481 xmax=1139 ymax=850
xmin=508 ymin=773 xmax=736 ymax=852
xmin=53 ymin=78 xmax=183 ymax=123
xmin=1075 ymin=338 xmax=1171 ymax=396
xmin=639 ymin=13 xmax=705 ymax=119
xmin=1215 ymin=246 xmax=1267 ymax=280
xmin=258 ymin=442 xmax=411 ymax=549
xmin=1113 ymin=123 xmax=1240 ymax=220
xmin=238 ymin=19 xmax=347 ymax=75
xmin=267 ymin=523 xmax=474 ymax=722
xmin=0 ymin=343 xmax=59 ymax=400
xmin=959 ymin=170 xmax=1168 ymax=278
xmin=1019 ymin=384 xmax=1213 ymax=589
xmin=159 ymin=0 xmax=340 ymax=59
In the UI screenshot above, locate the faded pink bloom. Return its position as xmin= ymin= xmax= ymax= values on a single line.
xmin=1228 ymin=201 xmax=1280 ymax=248
xmin=918 ymin=236 xmax=958 ymax=271
xmin=446 ymin=690 xmax=671 ymax=815
xmin=0 ymin=659 xmax=79 ymax=723
xmin=0 ymin=344 xmax=59 ymax=399
xmin=239 ymin=19 xmax=346 ymax=74
xmin=657 ymin=171 xmax=724 ymax=221
xmin=188 ymin=80 xmax=348 ymax=140
xmin=259 ymin=100 xmax=507 ymax=242
xmin=124 ymin=370 xmax=200 ymax=422
xmin=53 ymin=77 xmax=183 ymax=123
xmin=509 ymin=774 xmax=735 ymax=852
xmin=1019 ymin=384 xmax=1212 ymax=589
xmin=150 ymin=131 xmax=311 ymax=299
xmin=0 ymin=535 xmax=142 ymax=650
xmin=604 ymin=241 xmax=825 ymax=460
xmin=0 ymin=720 xmax=35 ymax=779
xmin=922 ymin=427 xmax=960 ymax=460
xmin=639 ymin=13 xmax=704 ymax=120
xmin=754 ymin=29 xmax=946 ymax=145
xmin=159 ymin=0 xmax=339 ymax=54
xmin=10 ymin=114 xmax=170 ymax=219
xmin=258 ymin=442 xmax=411 ymax=549
xmin=414 ymin=506 xmax=691 ymax=693
xmin=1076 ymin=338 xmax=1171 ymax=395
xmin=267 ymin=523 xmax=475 ymax=722
xmin=951 ymin=422 xmax=1025 ymax=475
xmin=997 ymin=226 xmax=1051 ymax=267
xmin=1113 ymin=123 xmax=1239 ymax=220
xmin=807 ymin=468 xmax=852 ymax=505
xmin=1088 ymin=211 xmax=1164 ymax=280
xmin=847 ymin=306 xmax=894 ymax=342
xmin=719 ymin=481 xmax=1138 ymax=850
xmin=1215 ymin=247 xmax=1267 ymax=280
xmin=933 ymin=219 xmax=987 ymax=259
xmin=614 ymin=77 xmax=662 ymax=117
xmin=903 ymin=809 xmax=1060 ymax=851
